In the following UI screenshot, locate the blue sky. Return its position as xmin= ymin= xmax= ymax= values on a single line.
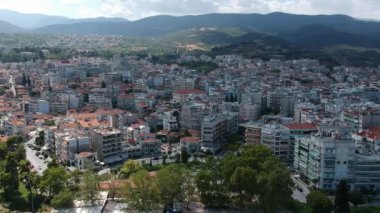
xmin=0 ymin=0 xmax=379 ymax=20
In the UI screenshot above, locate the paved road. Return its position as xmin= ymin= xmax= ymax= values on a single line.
xmin=291 ymin=175 xmax=310 ymax=203
xmin=25 ymin=138 xmax=49 ymax=175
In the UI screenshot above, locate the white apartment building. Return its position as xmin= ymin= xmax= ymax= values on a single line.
xmin=293 ymin=126 xmax=356 ymax=190
xmin=55 ymin=131 xmax=91 ymax=165
xmin=260 ymin=124 xmax=291 ymax=164
xmin=22 ymin=99 xmax=50 ymax=114
xmin=163 ymin=114 xmax=178 ymax=132
xmin=125 ymin=124 xmax=150 ymax=141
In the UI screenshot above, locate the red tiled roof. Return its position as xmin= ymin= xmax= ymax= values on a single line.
xmin=78 ymin=152 xmax=93 ymax=158
xmin=284 ymin=123 xmax=317 ymax=130
xmin=357 ymin=127 xmax=380 ymax=140
xmin=181 ymin=137 xmax=200 ymax=143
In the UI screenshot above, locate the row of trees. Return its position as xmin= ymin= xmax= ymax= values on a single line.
xmin=0 ymin=136 xmax=26 ymax=208
xmin=0 ymin=136 xmax=104 ymax=211
xmin=307 ymin=178 xmax=373 ymax=213
xmin=122 ymin=145 xmax=294 ymax=212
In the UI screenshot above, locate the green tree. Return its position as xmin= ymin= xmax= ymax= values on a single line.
xmin=241 ymin=144 xmax=273 ymax=170
xmin=68 ymin=169 xmax=82 ymax=191
xmin=257 ymin=157 xmax=294 ymax=212
xmin=349 ymin=190 xmax=364 ymax=207
xmin=307 ymin=190 xmax=334 ymax=213
xmin=83 ymin=94 xmax=89 ymax=103
xmin=6 ymin=135 xmax=23 ymax=152
xmin=0 ymin=170 xmax=15 ymax=197
xmin=0 ymin=141 xmax=7 ymax=160
xmin=4 ymin=152 xmax=20 ymax=191
xmin=35 ymin=130 xmax=45 ymax=147
xmin=195 ymin=159 xmax=230 ymax=207
xmin=38 ymin=166 xmax=69 ymax=200
xmin=104 ymin=174 xmax=122 ymax=200
xmin=123 ymin=170 xmax=159 ymax=212
xmin=181 ymin=149 xmax=190 ymax=163
xmin=81 ymin=171 xmax=99 ymax=205
xmin=156 ymin=164 xmax=184 ymax=209
xmin=182 ymin=169 xmax=198 ymax=209
xmin=50 ymin=189 xmax=74 ymax=209
xmin=120 ymin=160 xmax=143 ymax=178
xmin=183 ymin=130 xmax=191 ymax=137
xmin=335 ymin=179 xmax=350 ymax=213
xmin=230 ymin=167 xmax=257 ymax=206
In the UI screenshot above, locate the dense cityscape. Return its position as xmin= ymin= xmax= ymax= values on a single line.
xmin=0 ymin=2 xmax=380 ymax=213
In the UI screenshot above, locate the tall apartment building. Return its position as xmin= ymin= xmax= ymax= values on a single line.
xmin=294 ymin=103 xmax=317 ymax=123
xmin=50 ymin=102 xmax=69 ymax=114
xmin=341 ymin=109 xmax=380 ymax=131
xmin=354 ymin=154 xmax=380 ymax=191
xmin=201 ymin=112 xmax=238 ymax=153
xmin=90 ymin=128 xmax=125 ymax=163
xmin=352 ymin=127 xmax=380 ymax=191
xmin=280 ymin=95 xmax=296 ymax=117
xmin=163 ymin=113 xmax=179 ymax=132
xmin=180 ymin=102 xmax=209 ymax=130
xmin=172 ymin=78 xmax=195 ymax=91
xmin=22 ymin=100 xmax=50 ymax=114
xmin=283 ymin=123 xmax=318 ymax=163
xmin=117 ymin=94 xmax=136 ymax=111
xmin=240 ymin=122 xmax=261 ymax=145
xmin=55 ymin=131 xmax=91 ymax=165
xmin=293 ymin=126 xmax=356 ymax=190
xmin=267 ymin=90 xmax=287 ymax=111
xmin=260 ymin=124 xmax=291 ymax=164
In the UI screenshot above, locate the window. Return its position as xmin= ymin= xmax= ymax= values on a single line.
xmin=337 ymin=161 xmax=340 ymax=164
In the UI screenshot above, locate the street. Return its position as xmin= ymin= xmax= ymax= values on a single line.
xmin=291 ymin=175 xmax=310 ymax=203
xmin=25 ymin=137 xmax=50 ymax=175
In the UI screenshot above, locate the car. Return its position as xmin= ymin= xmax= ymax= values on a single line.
xmin=38 ymin=166 xmax=42 ymax=170
xmin=153 ymin=156 xmax=160 ymax=160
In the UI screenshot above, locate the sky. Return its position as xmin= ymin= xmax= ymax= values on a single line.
xmin=0 ymin=0 xmax=379 ymax=21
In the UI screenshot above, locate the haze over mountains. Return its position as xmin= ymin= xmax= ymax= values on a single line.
xmin=1 ymin=9 xmax=380 ymax=48
xmin=1 ymin=9 xmax=380 ymax=67
xmin=0 ymin=9 xmax=128 ymax=29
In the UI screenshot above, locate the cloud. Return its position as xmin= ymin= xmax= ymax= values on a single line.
xmin=93 ymin=0 xmax=380 ymax=20
xmin=1 ymin=0 xmax=380 ymax=20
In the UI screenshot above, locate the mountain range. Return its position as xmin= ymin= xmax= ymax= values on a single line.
xmin=1 ymin=10 xmax=380 ymax=67
xmin=0 ymin=9 xmax=128 ymax=29
xmin=1 ymin=10 xmax=380 ymax=48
